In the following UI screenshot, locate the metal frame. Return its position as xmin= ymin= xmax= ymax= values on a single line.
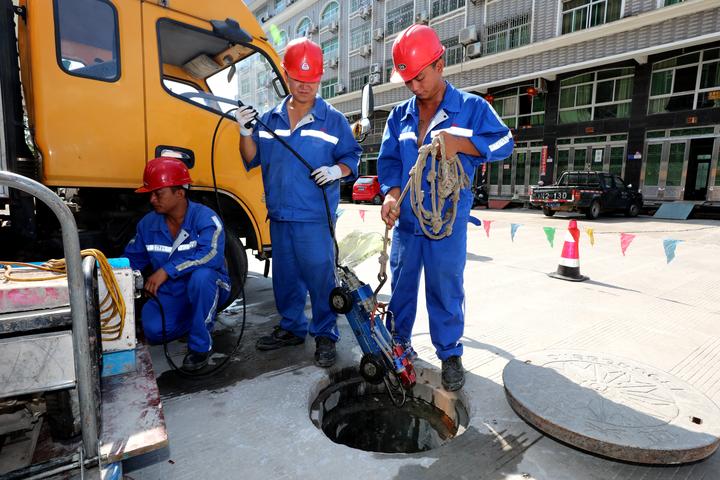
xmin=0 ymin=171 xmax=99 ymax=458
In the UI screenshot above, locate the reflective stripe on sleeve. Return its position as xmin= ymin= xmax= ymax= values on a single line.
xmin=175 ymin=216 xmax=223 ymax=272
xmin=489 ymin=131 xmax=514 ymax=153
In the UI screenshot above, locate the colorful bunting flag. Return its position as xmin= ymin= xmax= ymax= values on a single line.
xmin=468 ymin=216 xmax=482 ymax=226
xmin=510 ymin=223 xmax=521 ymax=242
xmin=483 ymin=220 xmax=493 ymax=237
xmin=543 ymin=227 xmax=556 ymax=247
xmin=358 ymin=209 xmax=366 ymax=222
xmin=663 ymin=239 xmax=682 ymax=264
xmin=620 ymin=233 xmax=636 ymax=256
xmin=585 ymin=227 xmax=595 ymax=247
xmin=336 ymin=208 xmax=345 ymax=218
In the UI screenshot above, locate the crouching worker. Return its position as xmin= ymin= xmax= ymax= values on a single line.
xmin=124 ymin=157 xmax=231 ymax=371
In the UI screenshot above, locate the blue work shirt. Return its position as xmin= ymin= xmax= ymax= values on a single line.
xmin=124 ymin=200 xmax=229 ymax=296
xmin=246 ymin=95 xmax=361 ymax=223
xmin=378 ymin=81 xmax=514 ymax=235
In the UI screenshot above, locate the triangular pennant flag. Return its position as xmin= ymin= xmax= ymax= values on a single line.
xmin=358 ymin=209 xmax=366 ymax=222
xmin=510 ymin=223 xmax=521 ymax=242
xmin=336 ymin=208 xmax=345 ymax=218
xmin=663 ymin=239 xmax=682 ymax=264
xmin=585 ymin=227 xmax=595 ymax=247
xmin=543 ymin=227 xmax=556 ymax=247
xmin=468 ymin=216 xmax=482 ymax=226
xmin=483 ymin=220 xmax=493 ymax=238
xmin=620 ymin=233 xmax=636 ymax=256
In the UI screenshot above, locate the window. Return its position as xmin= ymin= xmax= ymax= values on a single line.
xmin=431 ymin=0 xmax=465 ymax=18
xmin=351 ymin=0 xmax=367 ymax=12
xmin=561 ymin=0 xmax=622 ymax=34
xmin=649 ymin=48 xmax=720 ymax=114
xmin=485 ymin=13 xmax=530 ymax=55
xmin=663 ymin=0 xmax=684 ymax=5
xmin=385 ymin=59 xmax=394 ymax=82
xmin=321 ymin=78 xmax=339 ymax=98
xmin=609 ymin=146 xmax=624 ymax=175
xmin=274 ymin=0 xmax=288 ymax=14
xmin=492 ymin=87 xmax=546 ymax=129
xmin=272 ymin=29 xmax=288 ymax=49
xmin=443 ymin=38 xmax=463 ymax=67
xmin=644 ymin=144 xmax=662 ymax=186
xmin=320 ymin=2 xmax=339 ymax=28
xmin=515 ymin=152 xmax=526 ymax=186
xmin=666 ymin=143 xmax=685 ymax=186
xmin=559 ymin=68 xmax=633 ymax=123
xmin=321 ymin=38 xmax=339 ymax=64
xmin=529 ymin=151 xmax=541 ymax=185
xmin=350 ymin=24 xmax=371 ymax=50
xmin=296 ymin=17 xmax=312 ymax=38
xmin=387 ymin=3 xmax=414 ymax=36
xmin=55 ymin=0 xmax=120 ymax=81
xmin=556 ymin=150 xmax=569 ymax=180
xmin=350 ymin=68 xmax=369 ymax=92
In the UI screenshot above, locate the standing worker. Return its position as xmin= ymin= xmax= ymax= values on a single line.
xmin=124 ymin=157 xmax=231 ymax=371
xmin=236 ymin=38 xmax=361 ymax=368
xmin=378 ymin=25 xmax=513 ymax=391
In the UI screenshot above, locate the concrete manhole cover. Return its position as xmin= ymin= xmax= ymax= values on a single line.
xmin=502 ymin=350 xmax=720 ymax=464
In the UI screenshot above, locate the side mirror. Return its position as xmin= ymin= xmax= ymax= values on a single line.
xmin=211 ymin=18 xmax=252 ymax=44
xmin=353 ymin=83 xmax=375 ymax=142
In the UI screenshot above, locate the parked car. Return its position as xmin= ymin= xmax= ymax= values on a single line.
xmin=352 ymin=175 xmax=384 ymax=205
xmin=530 ymin=171 xmax=643 ymax=219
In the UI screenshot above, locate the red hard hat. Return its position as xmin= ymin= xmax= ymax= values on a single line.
xmin=390 ymin=24 xmax=445 ymax=83
xmin=135 ymin=157 xmax=192 ymax=193
xmin=282 ymin=37 xmax=323 ymax=83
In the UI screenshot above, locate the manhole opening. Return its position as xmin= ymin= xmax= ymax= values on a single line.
xmin=309 ymin=367 xmax=469 ymax=454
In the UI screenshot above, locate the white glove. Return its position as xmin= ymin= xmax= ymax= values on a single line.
xmin=311 ymin=165 xmax=343 ymax=186
xmin=236 ymin=106 xmax=257 ymax=137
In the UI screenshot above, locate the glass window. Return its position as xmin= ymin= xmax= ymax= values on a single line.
xmin=515 ymin=152 xmax=526 ymax=186
xmin=664 ymin=0 xmax=684 ymax=5
xmin=431 ymin=0 xmax=465 ymax=17
xmin=320 ymin=2 xmax=339 ymax=28
xmin=321 ymin=38 xmax=338 ymax=63
xmin=649 ymin=48 xmax=720 ymax=114
xmin=502 ymin=161 xmax=512 ymax=186
xmin=350 ymin=24 xmax=370 ymax=50
xmin=55 ymin=0 xmax=119 ymax=81
xmin=296 ymin=17 xmax=312 ymax=37
xmin=485 ymin=13 xmax=531 ymax=55
xmin=561 ymin=0 xmax=621 ymax=34
xmin=529 ymin=151 xmax=541 ymax=185
xmin=321 ymin=77 xmax=338 ymax=98
xmin=443 ymin=38 xmax=463 ymax=67
xmin=574 ymin=149 xmax=587 ymax=170
xmin=644 ymin=144 xmax=662 ymax=186
xmin=666 ymin=143 xmax=685 ymax=186
xmin=351 ymin=0 xmax=366 ymax=12
xmin=559 ymin=68 xmax=633 ymax=123
xmin=609 ymin=146 xmax=624 ymax=175
xmin=489 ymin=162 xmax=499 ymax=185
xmin=556 ymin=150 xmax=569 ymax=180
xmin=350 ymin=68 xmax=369 ymax=92
xmin=493 ymin=87 xmax=545 ymax=129
xmin=274 ymin=0 xmax=287 ymax=14
xmin=386 ymin=3 xmax=414 ymax=36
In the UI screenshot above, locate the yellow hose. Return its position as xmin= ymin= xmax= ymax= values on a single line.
xmin=0 ymin=249 xmax=126 ymax=341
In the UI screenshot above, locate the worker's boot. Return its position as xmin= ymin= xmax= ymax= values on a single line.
xmin=314 ymin=336 xmax=336 ymax=368
xmin=256 ymin=326 xmax=305 ymax=351
xmin=182 ymin=350 xmax=211 ymax=372
xmin=441 ymin=356 xmax=465 ymax=392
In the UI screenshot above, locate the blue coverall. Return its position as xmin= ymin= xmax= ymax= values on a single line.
xmin=124 ymin=201 xmax=230 ymax=353
xmin=377 ymin=81 xmax=514 ymax=360
xmin=246 ymin=95 xmax=361 ymax=342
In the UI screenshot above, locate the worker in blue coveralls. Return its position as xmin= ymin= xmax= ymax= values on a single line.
xmin=236 ymin=38 xmax=361 ymax=368
xmin=378 ymin=25 xmax=514 ymax=391
xmin=124 ymin=157 xmax=230 ymax=372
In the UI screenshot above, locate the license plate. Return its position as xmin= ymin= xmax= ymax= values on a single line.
xmin=358 ymin=187 xmax=365 ymax=191
xmin=547 ymin=202 xmax=560 ymax=208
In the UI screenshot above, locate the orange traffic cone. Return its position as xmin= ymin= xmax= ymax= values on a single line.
xmin=548 ymin=219 xmax=588 ymax=282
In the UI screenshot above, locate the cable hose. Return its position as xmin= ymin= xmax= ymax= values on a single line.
xmin=0 ymin=249 xmax=126 ymax=341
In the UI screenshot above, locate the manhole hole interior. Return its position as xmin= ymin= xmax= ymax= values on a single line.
xmin=310 ymin=367 xmax=469 ymax=454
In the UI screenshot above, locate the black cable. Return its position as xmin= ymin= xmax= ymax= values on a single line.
xmin=145 ymin=288 xmax=246 ymax=378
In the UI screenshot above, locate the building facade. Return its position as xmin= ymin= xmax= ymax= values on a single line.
xmin=246 ymin=0 xmax=720 ymax=204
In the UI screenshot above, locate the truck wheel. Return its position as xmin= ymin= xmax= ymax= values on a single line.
xmin=542 ymin=207 xmax=555 ymax=217
xmin=625 ymin=202 xmax=640 ymax=217
xmin=372 ymin=194 xmax=382 ymax=205
xmin=221 ymin=230 xmax=248 ymax=311
xmin=586 ymin=200 xmax=600 ymax=220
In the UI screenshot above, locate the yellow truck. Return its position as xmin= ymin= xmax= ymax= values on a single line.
xmin=1 ymin=0 xmax=290 ymax=303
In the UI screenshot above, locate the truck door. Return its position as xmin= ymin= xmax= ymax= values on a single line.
xmin=30 ymin=0 xmax=145 ymax=187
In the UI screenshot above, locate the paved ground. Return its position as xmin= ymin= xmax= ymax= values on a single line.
xmin=124 ymin=205 xmax=720 ymax=480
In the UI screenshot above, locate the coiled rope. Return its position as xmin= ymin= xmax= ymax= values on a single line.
xmin=0 ymin=249 xmax=126 ymax=341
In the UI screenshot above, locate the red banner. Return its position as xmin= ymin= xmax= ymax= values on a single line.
xmin=540 ymin=146 xmax=548 ymax=176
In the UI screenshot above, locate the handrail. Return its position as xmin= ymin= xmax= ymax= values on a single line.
xmin=0 ymin=171 xmax=99 ymax=458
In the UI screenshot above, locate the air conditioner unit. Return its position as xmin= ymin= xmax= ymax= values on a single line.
xmin=336 ymin=82 xmax=346 ymax=94
xmin=328 ymin=20 xmax=339 ymax=33
xmin=369 ymin=72 xmax=381 ymax=85
xmin=308 ymin=23 xmax=318 ymax=35
xmin=370 ymin=63 xmax=380 ymax=74
xmin=329 ymin=57 xmax=339 ymax=68
xmin=458 ymin=25 xmax=477 ymax=45
xmin=466 ymin=41 xmax=482 ymax=59
xmin=415 ymin=11 xmax=429 ymax=24
xmin=373 ymin=28 xmax=384 ymax=41
xmin=360 ymin=5 xmax=372 ymax=19
xmin=360 ymin=44 xmax=372 ymax=57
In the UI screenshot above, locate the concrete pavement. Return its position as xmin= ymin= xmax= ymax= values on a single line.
xmin=125 ymin=205 xmax=720 ymax=479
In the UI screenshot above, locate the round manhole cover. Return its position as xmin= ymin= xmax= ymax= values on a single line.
xmin=503 ymin=350 xmax=720 ymax=464
xmin=310 ymin=367 xmax=469 ymax=453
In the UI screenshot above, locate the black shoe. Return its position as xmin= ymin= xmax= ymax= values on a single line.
xmin=182 ymin=350 xmax=211 ymax=372
xmin=256 ymin=326 xmax=305 ymax=351
xmin=441 ymin=356 xmax=465 ymax=392
xmin=314 ymin=337 xmax=336 ymax=368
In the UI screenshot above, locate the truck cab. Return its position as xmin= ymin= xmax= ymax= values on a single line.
xmin=2 ymin=0 xmax=289 ymax=302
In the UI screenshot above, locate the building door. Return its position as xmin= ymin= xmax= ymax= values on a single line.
xmin=684 ymin=138 xmax=714 ymax=200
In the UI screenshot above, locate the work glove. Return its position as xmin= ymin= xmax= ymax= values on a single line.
xmin=311 ymin=165 xmax=343 ymax=186
xmin=236 ymin=105 xmax=257 ymax=137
